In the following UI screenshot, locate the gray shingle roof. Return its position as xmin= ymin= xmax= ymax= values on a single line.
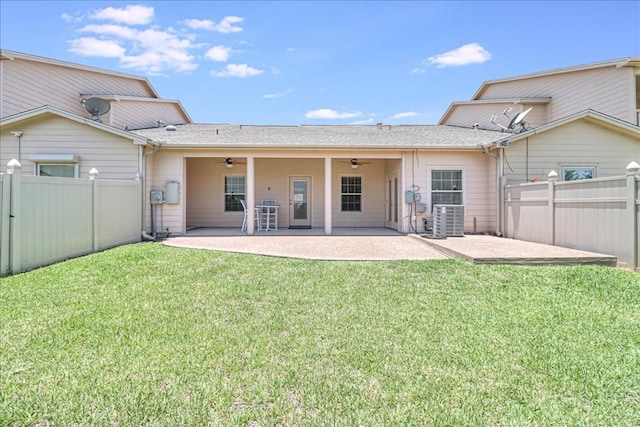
xmin=132 ymin=124 xmax=504 ymax=149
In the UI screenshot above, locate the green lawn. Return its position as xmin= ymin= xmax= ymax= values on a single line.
xmin=1 ymin=243 xmax=639 ymax=426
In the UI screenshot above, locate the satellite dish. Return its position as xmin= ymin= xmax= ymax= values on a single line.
xmin=82 ymin=97 xmax=111 ymax=123
xmin=508 ymin=107 xmax=532 ymax=132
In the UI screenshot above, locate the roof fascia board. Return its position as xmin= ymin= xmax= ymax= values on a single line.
xmin=152 ymin=142 xmax=487 ymax=150
xmin=0 ymin=105 xmax=153 ymax=145
xmin=0 ymin=49 xmax=161 ymax=98
xmin=472 ymin=57 xmax=638 ymax=99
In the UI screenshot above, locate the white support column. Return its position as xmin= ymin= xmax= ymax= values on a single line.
xmin=324 ymin=156 xmax=332 ymax=235
xmin=246 ymin=156 xmax=255 ymax=235
xmin=400 ymin=152 xmax=408 ymax=233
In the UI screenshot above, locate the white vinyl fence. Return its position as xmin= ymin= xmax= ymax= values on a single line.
xmin=502 ymin=162 xmax=640 ymax=271
xmin=0 ymin=161 xmax=142 ymax=275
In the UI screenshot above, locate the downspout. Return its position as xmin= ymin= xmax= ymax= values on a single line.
xmin=483 ymin=143 xmax=503 ymax=236
xmin=141 ymin=140 xmax=161 ymax=241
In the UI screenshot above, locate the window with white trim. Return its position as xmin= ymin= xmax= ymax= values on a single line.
xmin=224 ymin=176 xmax=245 ymax=212
xmin=561 ymin=166 xmax=596 ymax=181
xmin=37 ymin=164 xmax=77 ymax=178
xmin=29 ymin=154 xmax=80 ymax=178
xmin=341 ymin=176 xmax=362 ymax=212
xmin=431 ymin=169 xmax=463 ymax=205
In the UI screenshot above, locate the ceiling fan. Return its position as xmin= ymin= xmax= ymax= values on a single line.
xmin=216 ymin=157 xmax=246 ymax=168
xmin=340 ymin=158 xmax=371 ymax=169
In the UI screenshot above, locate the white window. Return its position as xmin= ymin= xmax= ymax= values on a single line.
xmin=561 ymin=166 xmax=596 ymax=181
xmin=431 ymin=169 xmax=463 ymax=205
xmin=224 ymin=176 xmax=245 ymax=212
xmin=29 ymin=154 xmax=79 ymax=178
xmin=341 ymin=176 xmax=362 ymax=212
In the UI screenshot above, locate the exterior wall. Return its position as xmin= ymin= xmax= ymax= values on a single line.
xmin=151 ymin=150 xmax=405 ymax=234
xmin=444 ymin=103 xmax=549 ymax=130
xmin=114 ymin=100 xmax=189 ymax=130
xmin=0 ymin=55 xmax=190 ymax=130
xmin=332 ymin=159 xmax=386 ymax=228
xmin=478 ymin=66 xmax=636 ymax=124
xmin=146 ymin=150 xmax=185 ymax=235
xmin=404 ymin=150 xmax=497 ymax=234
xmin=0 ymin=55 xmax=153 ymax=118
xmin=501 ymin=119 xmax=640 ymax=184
xmin=0 ymin=114 xmax=141 ymax=179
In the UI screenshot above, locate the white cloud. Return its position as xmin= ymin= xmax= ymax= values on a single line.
xmin=205 ymin=45 xmax=231 ymax=62
xmin=61 ymin=12 xmax=83 ymax=23
xmin=68 ymin=37 xmax=126 ymax=57
xmin=90 ymin=5 xmax=154 ymax=26
xmin=214 ymin=63 xmax=263 ymax=78
xmin=65 ymin=6 xmax=247 ymax=75
xmin=80 ymin=24 xmax=138 ymax=39
xmin=183 ymin=16 xmax=244 ymax=33
xmin=390 ymin=111 xmax=419 ymax=119
xmin=213 ymin=16 xmax=244 ymax=33
xmin=411 ymin=68 xmax=425 ymax=75
xmin=426 ymin=43 xmax=492 ymax=68
xmin=305 ymin=109 xmax=361 ymax=119
xmin=263 ymin=89 xmax=293 ymax=99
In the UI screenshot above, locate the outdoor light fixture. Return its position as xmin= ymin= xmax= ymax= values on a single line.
xmin=350 ymin=159 xmax=359 ymax=169
xmin=225 ymin=158 xmax=234 ymax=168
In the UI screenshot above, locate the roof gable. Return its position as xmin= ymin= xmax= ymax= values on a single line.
xmin=489 ymin=109 xmax=640 ymax=147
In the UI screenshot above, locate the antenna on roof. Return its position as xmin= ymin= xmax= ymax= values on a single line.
xmin=82 ymin=97 xmax=111 ymax=123
xmin=490 ymin=107 xmax=532 ymax=134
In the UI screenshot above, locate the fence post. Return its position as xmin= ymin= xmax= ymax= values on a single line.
xmin=90 ymin=168 xmax=100 ymax=253
xmin=547 ymin=170 xmax=558 ymax=246
xmin=626 ymin=161 xmax=639 ymax=270
xmin=0 ymin=173 xmax=10 ymax=275
xmin=7 ymin=160 xmax=22 ymax=275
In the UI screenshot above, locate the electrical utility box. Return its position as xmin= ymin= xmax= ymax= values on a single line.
xmin=165 ymin=181 xmax=179 ymax=204
xmin=150 ymin=190 xmax=164 ymax=205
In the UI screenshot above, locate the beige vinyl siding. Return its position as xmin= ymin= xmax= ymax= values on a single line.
xmin=1 ymin=57 xmax=155 ymax=119
xmin=0 ymin=115 xmax=140 ymax=179
xmin=443 ymin=103 xmax=549 ymax=130
xmin=404 ymin=151 xmax=496 ymax=234
xmin=479 ymin=67 xmax=635 ymax=124
xmin=111 ymin=100 xmax=190 ymax=130
xmin=185 ymin=157 xmax=329 ymax=229
xmin=146 ymin=150 xmax=184 ymax=234
xmin=332 ymin=159 xmax=386 ymax=228
xmin=501 ymin=120 xmax=640 ymax=184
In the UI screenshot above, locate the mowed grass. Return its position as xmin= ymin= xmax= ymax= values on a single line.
xmin=1 ymin=243 xmax=639 ymax=426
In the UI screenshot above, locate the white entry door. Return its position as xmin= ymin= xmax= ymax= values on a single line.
xmin=385 ymin=173 xmax=399 ymax=230
xmin=289 ymin=177 xmax=312 ymax=228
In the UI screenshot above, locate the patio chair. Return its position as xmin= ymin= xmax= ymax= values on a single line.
xmin=240 ymin=199 xmax=262 ymax=231
xmin=259 ymin=199 xmax=278 ymax=230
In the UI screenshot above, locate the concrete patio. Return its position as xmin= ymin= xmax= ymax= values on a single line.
xmin=163 ymin=228 xmax=618 ymax=266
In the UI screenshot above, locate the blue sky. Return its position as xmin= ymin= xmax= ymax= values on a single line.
xmin=1 ymin=1 xmax=639 ymax=125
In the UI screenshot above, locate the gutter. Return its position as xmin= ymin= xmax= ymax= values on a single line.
xmin=141 ymin=140 xmax=161 ymax=241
